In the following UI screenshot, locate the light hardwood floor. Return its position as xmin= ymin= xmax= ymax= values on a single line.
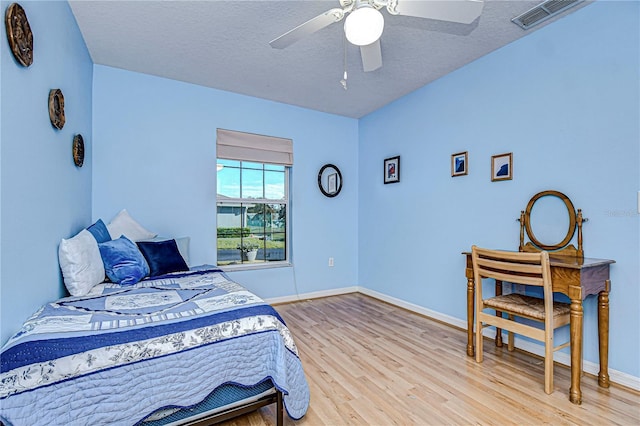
xmin=222 ymin=293 xmax=640 ymax=425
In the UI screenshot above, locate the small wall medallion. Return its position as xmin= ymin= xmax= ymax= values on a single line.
xmin=73 ymin=134 xmax=85 ymax=167
xmin=5 ymin=3 xmax=33 ymax=67
xmin=318 ymin=164 xmax=343 ymax=197
xmin=48 ymin=89 xmax=65 ymax=130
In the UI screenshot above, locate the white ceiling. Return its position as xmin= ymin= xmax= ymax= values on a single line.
xmin=68 ymin=0 xmax=591 ymax=118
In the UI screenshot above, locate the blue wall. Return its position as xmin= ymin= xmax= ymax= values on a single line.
xmin=1 ymin=0 xmax=638 ymax=383
xmin=0 ymin=0 xmax=93 ymax=344
xmin=91 ymin=66 xmax=359 ymax=299
xmin=358 ymin=1 xmax=639 ymax=377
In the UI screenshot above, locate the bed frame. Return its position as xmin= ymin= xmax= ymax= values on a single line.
xmin=145 ymin=388 xmax=283 ymax=426
xmin=183 ymin=390 xmax=283 ymax=426
xmin=0 ymin=386 xmax=283 ymax=426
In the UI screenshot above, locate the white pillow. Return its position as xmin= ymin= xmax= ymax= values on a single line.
xmin=107 ymin=209 xmax=157 ymax=241
xmin=59 ymin=229 xmax=105 ymax=297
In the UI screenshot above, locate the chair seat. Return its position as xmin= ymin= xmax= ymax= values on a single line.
xmin=484 ymin=294 xmax=570 ymax=321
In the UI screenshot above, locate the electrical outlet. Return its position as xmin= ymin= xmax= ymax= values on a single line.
xmin=328 ymin=257 xmax=334 ymax=267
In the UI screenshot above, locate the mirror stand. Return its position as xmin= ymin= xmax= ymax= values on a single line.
xmin=518 ymin=190 xmax=587 ymax=258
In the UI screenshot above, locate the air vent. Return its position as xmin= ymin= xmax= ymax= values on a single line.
xmin=512 ymin=0 xmax=584 ymax=30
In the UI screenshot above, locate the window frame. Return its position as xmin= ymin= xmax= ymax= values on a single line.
xmin=216 ymin=160 xmax=291 ymax=271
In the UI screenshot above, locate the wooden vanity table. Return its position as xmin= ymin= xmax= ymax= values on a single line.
xmin=463 ymin=191 xmax=615 ymax=404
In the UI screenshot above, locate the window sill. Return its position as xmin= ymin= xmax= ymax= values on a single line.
xmin=218 ymin=261 xmax=291 ymax=272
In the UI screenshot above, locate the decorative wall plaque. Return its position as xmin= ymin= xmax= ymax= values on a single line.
xmin=318 ymin=164 xmax=343 ymax=198
xmin=5 ymin=3 xmax=33 ymax=67
xmin=48 ymin=89 xmax=65 ymax=129
xmin=73 ymin=134 xmax=85 ymax=167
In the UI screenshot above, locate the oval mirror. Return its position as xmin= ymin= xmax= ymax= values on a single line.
xmin=318 ymin=164 xmax=342 ymax=198
xmin=524 ymin=190 xmax=577 ymax=250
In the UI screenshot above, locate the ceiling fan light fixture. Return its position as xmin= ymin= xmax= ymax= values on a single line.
xmin=344 ymin=5 xmax=384 ymax=46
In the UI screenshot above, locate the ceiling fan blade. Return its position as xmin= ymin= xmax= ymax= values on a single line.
xmin=391 ymin=0 xmax=484 ymax=24
xmin=269 ymin=8 xmax=345 ymax=49
xmin=360 ymin=40 xmax=382 ymax=72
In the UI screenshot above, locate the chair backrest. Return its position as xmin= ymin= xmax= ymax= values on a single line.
xmin=471 ymin=246 xmax=554 ymax=321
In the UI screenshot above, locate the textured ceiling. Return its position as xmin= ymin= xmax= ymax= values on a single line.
xmin=68 ymin=0 xmax=591 ymax=118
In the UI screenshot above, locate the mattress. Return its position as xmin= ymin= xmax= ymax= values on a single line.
xmin=0 ymin=268 xmax=309 ymax=425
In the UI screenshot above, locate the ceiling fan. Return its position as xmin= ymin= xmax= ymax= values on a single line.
xmin=269 ymin=0 xmax=485 ymax=72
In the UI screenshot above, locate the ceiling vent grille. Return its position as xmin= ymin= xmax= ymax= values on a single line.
xmin=512 ymin=0 xmax=584 ymax=30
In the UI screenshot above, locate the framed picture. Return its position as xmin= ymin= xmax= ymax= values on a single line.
xmin=384 ymin=156 xmax=400 ymax=184
xmin=491 ymin=152 xmax=513 ymax=181
xmin=451 ymin=151 xmax=468 ymax=177
xmin=327 ymin=172 xmax=338 ymax=194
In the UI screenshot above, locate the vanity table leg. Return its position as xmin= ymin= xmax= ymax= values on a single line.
xmin=569 ymin=285 xmax=584 ymax=405
xmin=598 ymin=280 xmax=611 ymax=388
xmin=467 ymin=277 xmax=475 ymax=357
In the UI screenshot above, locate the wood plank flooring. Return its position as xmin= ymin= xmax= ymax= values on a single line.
xmin=222 ymin=293 xmax=640 ymax=425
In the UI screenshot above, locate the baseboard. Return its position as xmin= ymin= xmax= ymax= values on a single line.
xmin=265 ymin=286 xmax=358 ymax=305
xmin=357 ymin=287 xmax=468 ymax=330
xmin=265 ymin=286 xmax=640 ymax=392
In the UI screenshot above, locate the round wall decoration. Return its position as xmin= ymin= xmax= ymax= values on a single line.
xmin=318 ymin=164 xmax=343 ymax=198
xmin=48 ymin=89 xmax=65 ymax=130
xmin=5 ymin=3 xmax=33 ymax=67
xmin=72 ymin=134 xmax=85 ymax=167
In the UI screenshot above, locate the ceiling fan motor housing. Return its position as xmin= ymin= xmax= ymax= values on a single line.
xmin=344 ymin=3 xmax=385 ymax=46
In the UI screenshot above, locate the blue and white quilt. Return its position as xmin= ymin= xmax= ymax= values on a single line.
xmin=0 ymin=268 xmax=309 ymax=426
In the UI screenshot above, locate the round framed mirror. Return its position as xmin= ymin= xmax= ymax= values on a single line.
xmin=524 ymin=190 xmax=577 ymax=251
xmin=318 ymin=164 xmax=342 ymax=198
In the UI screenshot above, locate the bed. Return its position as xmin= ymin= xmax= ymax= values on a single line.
xmin=0 ymin=231 xmax=309 ymax=426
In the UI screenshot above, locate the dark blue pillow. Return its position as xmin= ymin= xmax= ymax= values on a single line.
xmin=136 ymin=239 xmax=189 ymax=277
xmin=87 ymin=219 xmax=111 ymax=243
xmin=98 ymin=236 xmax=149 ymax=285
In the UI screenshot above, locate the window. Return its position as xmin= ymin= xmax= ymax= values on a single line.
xmin=215 ymin=129 xmax=292 ymax=268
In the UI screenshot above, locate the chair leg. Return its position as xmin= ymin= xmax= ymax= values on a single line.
xmin=544 ymin=337 xmax=554 ymax=394
xmin=508 ymin=314 xmax=515 ymax=351
xmin=475 ymin=316 xmax=483 ymax=363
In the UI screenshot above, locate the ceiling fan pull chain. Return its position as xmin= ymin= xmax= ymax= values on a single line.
xmin=340 ymin=33 xmax=348 ymax=90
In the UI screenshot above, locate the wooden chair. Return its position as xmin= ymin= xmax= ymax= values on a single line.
xmin=471 ymin=245 xmax=571 ymax=394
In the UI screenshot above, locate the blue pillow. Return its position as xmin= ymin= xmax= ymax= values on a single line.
xmin=87 ymin=219 xmax=111 ymax=243
xmin=98 ymin=236 xmax=149 ymax=285
xmin=137 ymin=239 xmax=189 ymax=277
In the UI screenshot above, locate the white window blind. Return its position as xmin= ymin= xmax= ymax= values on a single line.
xmin=216 ymin=128 xmax=293 ymax=166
